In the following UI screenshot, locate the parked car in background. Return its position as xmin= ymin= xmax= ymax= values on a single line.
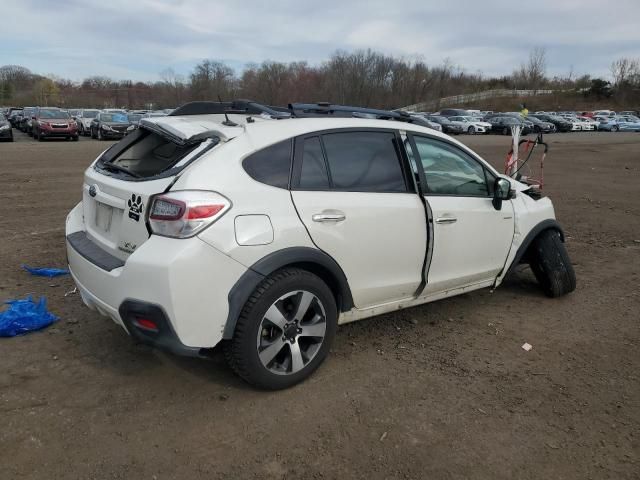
xmin=577 ymin=116 xmax=597 ymax=131
xmin=438 ymin=108 xmax=470 ymax=117
xmin=517 ymin=114 xmax=555 ymax=133
xmin=0 ymin=113 xmax=13 ymax=141
xmin=448 ymin=115 xmax=491 ymax=134
xmin=529 ymin=114 xmax=572 ymax=132
xmin=76 ymin=109 xmax=101 ymax=136
xmin=599 ymin=116 xmax=640 ymax=132
xmin=19 ymin=106 xmax=36 ymax=135
xmin=90 ymin=112 xmax=130 ymax=140
xmin=619 ymin=110 xmax=639 ymax=117
xmin=8 ymin=108 xmax=23 ymax=128
xmin=425 ymin=115 xmax=464 ymax=135
xmin=32 ymin=107 xmax=79 ymax=141
xmin=68 ymin=109 xmax=81 ymax=119
xmin=593 ymin=110 xmax=616 ymax=118
xmin=487 ymin=116 xmax=532 ymax=135
xmin=409 ymin=114 xmax=442 ymax=132
xmin=142 ymin=111 xmax=168 ymax=119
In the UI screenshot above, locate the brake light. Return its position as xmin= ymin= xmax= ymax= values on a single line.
xmin=148 ymin=190 xmax=231 ymax=238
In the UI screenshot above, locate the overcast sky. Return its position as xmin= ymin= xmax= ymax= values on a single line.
xmin=4 ymin=0 xmax=639 ymax=82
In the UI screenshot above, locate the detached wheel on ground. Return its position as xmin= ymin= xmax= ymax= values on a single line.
xmin=225 ymin=268 xmax=337 ymax=390
xmin=528 ymin=229 xmax=576 ymax=298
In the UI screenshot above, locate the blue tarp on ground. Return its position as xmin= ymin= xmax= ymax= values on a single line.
xmin=0 ymin=296 xmax=59 ymax=337
xmin=22 ymin=265 xmax=69 ymax=278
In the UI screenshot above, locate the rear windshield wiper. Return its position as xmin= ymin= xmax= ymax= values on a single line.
xmin=101 ymin=163 xmax=141 ymax=178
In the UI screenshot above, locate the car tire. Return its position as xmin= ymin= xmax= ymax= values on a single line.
xmin=528 ymin=229 xmax=576 ymax=298
xmin=467 ymin=126 xmax=475 ymax=135
xmin=224 ymin=267 xmax=338 ymax=390
xmin=503 ymin=127 xmax=509 ymax=135
xmin=612 ymin=126 xmax=619 ymax=132
xmin=98 ymin=129 xmax=103 ymax=140
xmin=72 ymin=135 xmax=79 ymax=141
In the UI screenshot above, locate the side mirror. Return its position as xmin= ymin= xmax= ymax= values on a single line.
xmin=492 ymin=178 xmax=512 ymax=210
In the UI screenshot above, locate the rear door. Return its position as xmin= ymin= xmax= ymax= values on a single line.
xmin=291 ymin=129 xmax=426 ymax=308
xmin=407 ymin=134 xmax=514 ymax=294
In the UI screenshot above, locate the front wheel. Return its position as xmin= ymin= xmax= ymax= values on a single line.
xmin=225 ymin=268 xmax=337 ymax=390
xmin=612 ymin=125 xmax=619 ymax=132
xmin=467 ymin=126 xmax=475 ymax=135
xmin=528 ymin=229 xmax=576 ymax=298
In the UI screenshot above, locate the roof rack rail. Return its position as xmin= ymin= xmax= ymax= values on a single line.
xmin=288 ymin=102 xmax=431 ymax=127
xmin=170 ymin=100 xmax=291 ymax=118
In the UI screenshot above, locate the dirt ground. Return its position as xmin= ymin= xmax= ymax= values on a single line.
xmin=0 ymin=129 xmax=638 ymax=480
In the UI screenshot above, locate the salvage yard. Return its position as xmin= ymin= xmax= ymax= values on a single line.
xmin=1 ymin=131 xmax=638 ymax=479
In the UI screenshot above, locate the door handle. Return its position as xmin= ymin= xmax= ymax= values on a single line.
xmin=435 ymin=216 xmax=457 ymax=224
xmin=312 ymin=212 xmax=346 ymax=223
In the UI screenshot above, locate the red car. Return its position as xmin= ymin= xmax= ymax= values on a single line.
xmin=32 ymin=108 xmax=79 ymax=141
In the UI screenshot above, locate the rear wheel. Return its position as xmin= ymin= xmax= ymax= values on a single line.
xmin=225 ymin=268 xmax=337 ymax=390
xmin=528 ymin=229 xmax=576 ymax=298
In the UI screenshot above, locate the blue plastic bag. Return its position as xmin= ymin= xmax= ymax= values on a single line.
xmin=0 ymin=296 xmax=59 ymax=337
xmin=22 ymin=265 xmax=69 ymax=278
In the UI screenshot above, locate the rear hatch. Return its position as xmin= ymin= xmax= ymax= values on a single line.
xmin=81 ymin=117 xmax=240 ymax=261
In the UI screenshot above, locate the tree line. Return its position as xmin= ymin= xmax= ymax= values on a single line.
xmin=0 ymin=49 xmax=638 ymax=110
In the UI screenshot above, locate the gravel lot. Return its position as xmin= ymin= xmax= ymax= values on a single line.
xmin=1 ymin=130 xmax=638 ymax=479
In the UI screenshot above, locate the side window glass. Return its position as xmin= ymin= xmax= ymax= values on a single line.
xmin=321 ymin=131 xmax=406 ymax=192
xmin=299 ymin=136 xmax=330 ymax=189
xmin=242 ymin=139 xmax=292 ymax=189
xmin=412 ymin=136 xmax=490 ymax=196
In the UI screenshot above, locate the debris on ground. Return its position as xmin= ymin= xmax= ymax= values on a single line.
xmin=22 ymin=265 xmax=70 ymax=278
xmin=64 ymin=287 xmax=78 ymax=297
xmin=522 ymin=342 xmax=533 ymax=352
xmin=0 ymin=295 xmax=59 ymax=337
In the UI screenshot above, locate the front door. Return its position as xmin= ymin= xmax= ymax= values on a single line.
xmin=408 ymin=134 xmax=515 ymax=295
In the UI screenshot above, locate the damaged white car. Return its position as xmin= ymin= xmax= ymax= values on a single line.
xmin=66 ymin=101 xmax=576 ymax=389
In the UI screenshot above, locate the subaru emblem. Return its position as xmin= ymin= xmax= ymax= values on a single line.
xmin=89 ymin=185 xmax=97 ymax=197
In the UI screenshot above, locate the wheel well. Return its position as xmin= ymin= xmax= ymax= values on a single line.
xmin=503 ymin=220 xmax=565 ymax=279
xmin=285 ymin=261 xmax=348 ymax=313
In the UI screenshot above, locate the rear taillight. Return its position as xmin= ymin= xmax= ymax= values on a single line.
xmin=148 ymin=190 xmax=231 ymax=238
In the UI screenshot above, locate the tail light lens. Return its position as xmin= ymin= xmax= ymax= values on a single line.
xmin=148 ymin=190 xmax=231 ymax=238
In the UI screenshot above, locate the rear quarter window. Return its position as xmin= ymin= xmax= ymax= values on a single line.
xmin=242 ymin=139 xmax=293 ymax=189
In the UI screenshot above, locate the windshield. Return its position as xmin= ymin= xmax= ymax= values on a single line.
xmin=100 ymin=113 xmax=129 ymax=123
xmin=83 ymin=110 xmax=99 ymax=118
xmin=39 ymin=109 xmax=69 ymax=119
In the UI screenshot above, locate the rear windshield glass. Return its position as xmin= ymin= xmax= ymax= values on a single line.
xmin=101 ymin=129 xmax=203 ymax=178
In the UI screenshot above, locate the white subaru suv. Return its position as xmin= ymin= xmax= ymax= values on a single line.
xmin=66 ymin=101 xmax=576 ymax=389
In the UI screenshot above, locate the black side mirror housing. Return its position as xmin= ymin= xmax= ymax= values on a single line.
xmin=492 ymin=178 xmax=512 ymax=210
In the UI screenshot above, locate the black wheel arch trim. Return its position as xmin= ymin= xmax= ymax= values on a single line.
xmin=223 ymin=247 xmax=354 ymax=339
xmin=503 ymin=219 xmax=565 ymax=278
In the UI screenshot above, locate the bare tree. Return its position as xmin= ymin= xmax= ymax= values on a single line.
xmin=610 ymin=57 xmax=639 ymax=87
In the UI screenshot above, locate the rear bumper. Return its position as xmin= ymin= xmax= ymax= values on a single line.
xmin=65 ymin=202 xmax=248 ymax=351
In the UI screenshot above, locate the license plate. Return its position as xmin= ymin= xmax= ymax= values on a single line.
xmin=95 ymin=202 xmax=113 ymax=232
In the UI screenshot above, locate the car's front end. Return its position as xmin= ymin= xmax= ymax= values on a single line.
xmin=99 ymin=122 xmax=130 ymax=138
xmin=37 ymin=118 xmax=78 ymax=138
xmin=0 ymin=117 xmax=12 ymax=141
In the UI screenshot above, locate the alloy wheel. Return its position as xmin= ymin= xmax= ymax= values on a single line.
xmin=256 ymin=290 xmax=327 ymax=375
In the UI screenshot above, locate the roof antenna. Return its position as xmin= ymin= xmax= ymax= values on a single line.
xmin=218 ymin=95 xmax=238 ymax=127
